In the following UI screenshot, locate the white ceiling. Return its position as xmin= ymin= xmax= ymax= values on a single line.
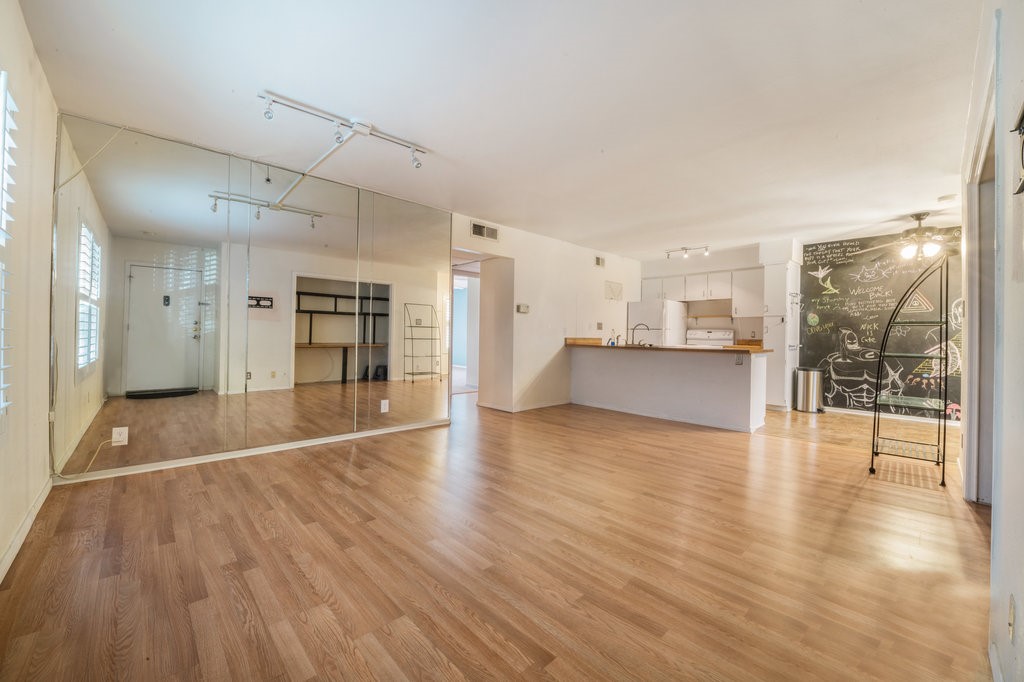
xmin=24 ymin=1 xmax=981 ymax=260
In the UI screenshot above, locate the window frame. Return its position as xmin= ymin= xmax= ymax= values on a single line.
xmin=0 ymin=70 xmax=16 ymax=415
xmin=76 ymin=222 xmax=102 ymax=379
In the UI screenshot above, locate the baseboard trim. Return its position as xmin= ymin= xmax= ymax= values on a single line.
xmin=989 ymin=641 xmax=1003 ymax=682
xmin=825 ymin=406 xmax=963 ymax=427
xmin=0 ymin=478 xmax=53 ymax=584
xmin=52 ymin=418 xmax=450 ymax=485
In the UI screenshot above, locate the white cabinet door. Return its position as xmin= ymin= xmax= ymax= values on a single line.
xmin=707 ymin=271 xmax=732 ymax=299
xmin=731 ymin=268 xmax=764 ymax=317
xmin=662 ymin=276 xmax=685 ymax=301
xmin=763 ymin=263 xmax=787 ymax=315
xmin=683 ymin=274 xmax=707 ymax=301
xmin=641 ymin=278 xmax=664 ymax=301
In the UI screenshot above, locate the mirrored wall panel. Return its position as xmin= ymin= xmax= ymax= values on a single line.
xmin=51 ymin=114 xmax=451 ymax=476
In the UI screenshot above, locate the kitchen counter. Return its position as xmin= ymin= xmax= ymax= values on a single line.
xmin=566 ymin=338 xmax=768 ymax=432
xmin=564 ymin=339 xmax=772 ymax=354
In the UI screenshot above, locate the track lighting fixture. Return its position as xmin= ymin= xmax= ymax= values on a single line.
xmin=310 ymin=216 xmax=316 ymax=230
xmin=257 ymin=91 xmax=428 ymax=172
xmin=255 ymin=207 xmax=261 ymax=221
xmin=334 ymin=124 xmax=349 ymax=145
xmin=207 ymin=192 xmax=322 ymax=222
xmin=264 ymin=166 xmax=272 ymax=185
xmin=210 ymin=198 xmax=218 ymax=213
xmin=665 ymin=245 xmax=710 ymax=259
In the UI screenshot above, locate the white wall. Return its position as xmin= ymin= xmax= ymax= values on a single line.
xmin=0 ymin=0 xmax=58 ymax=581
xmin=245 ymin=244 xmax=445 ymax=391
xmin=965 ymin=4 xmax=1024 ymax=679
xmin=51 ymin=125 xmax=111 ymax=469
xmin=452 ymin=214 xmax=641 ymax=412
xmin=104 ymin=237 xmax=220 ymax=395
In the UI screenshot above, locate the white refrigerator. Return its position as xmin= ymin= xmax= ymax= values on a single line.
xmin=626 ymin=299 xmax=687 ymax=346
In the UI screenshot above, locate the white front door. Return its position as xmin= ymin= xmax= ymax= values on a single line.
xmin=125 ymin=265 xmax=203 ymax=393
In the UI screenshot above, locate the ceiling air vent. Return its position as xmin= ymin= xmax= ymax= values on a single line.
xmin=471 ymin=223 xmax=499 ymax=241
xmin=594 ymin=256 xmax=606 ymax=267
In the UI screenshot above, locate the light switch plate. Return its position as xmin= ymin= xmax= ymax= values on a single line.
xmin=112 ymin=427 xmax=129 ymax=446
xmin=380 ymin=399 xmax=389 ymax=414
xmin=516 ymin=303 xmax=530 ymax=314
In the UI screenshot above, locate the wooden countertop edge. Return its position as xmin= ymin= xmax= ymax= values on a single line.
xmin=564 ymin=340 xmax=772 ymax=354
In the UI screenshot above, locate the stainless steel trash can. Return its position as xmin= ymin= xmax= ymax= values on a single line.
xmin=794 ymin=367 xmax=825 ymax=413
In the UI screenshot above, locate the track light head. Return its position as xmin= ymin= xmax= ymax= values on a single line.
xmin=264 ymin=166 xmax=272 ymax=184
xmin=410 ymin=149 xmax=422 ymax=169
xmin=263 ymin=102 xmax=274 ymax=120
xmin=310 ymin=216 xmax=316 ymax=230
xmin=210 ymin=198 xmax=218 ymax=213
xmin=703 ymin=246 xmax=710 ymax=256
xmin=334 ymin=124 xmax=348 ymax=145
xmin=682 ymin=249 xmax=689 ymax=259
xmin=255 ymin=207 xmax=261 ymax=221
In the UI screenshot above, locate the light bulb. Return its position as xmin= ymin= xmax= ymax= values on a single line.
xmin=922 ymin=241 xmax=941 ymax=257
xmin=900 ymin=243 xmax=918 ymax=260
xmin=703 ymin=246 xmax=710 ymax=256
xmin=682 ymin=249 xmax=689 ymax=259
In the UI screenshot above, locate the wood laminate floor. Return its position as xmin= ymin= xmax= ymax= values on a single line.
xmin=61 ymin=379 xmax=449 ymax=475
xmin=3 ymin=397 xmax=990 ymax=680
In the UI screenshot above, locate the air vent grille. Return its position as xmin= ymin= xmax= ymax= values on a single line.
xmin=471 ymin=223 xmax=499 ymax=241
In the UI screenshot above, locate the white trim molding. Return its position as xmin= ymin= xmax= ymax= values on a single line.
xmin=0 ymin=479 xmax=52 ymax=584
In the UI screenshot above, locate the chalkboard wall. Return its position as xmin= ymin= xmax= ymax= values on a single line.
xmin=799 ymin=229 xmax=962 ymax=420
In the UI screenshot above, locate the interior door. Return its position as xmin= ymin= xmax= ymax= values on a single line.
xmin=125 ymin=264 xmax=203 ymax=393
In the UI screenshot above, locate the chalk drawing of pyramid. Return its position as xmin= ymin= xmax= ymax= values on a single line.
xmin=903 ymin=291 xmax=934 ymax=314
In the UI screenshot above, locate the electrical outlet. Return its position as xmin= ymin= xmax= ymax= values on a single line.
xmin=111 ymin=427 xmax=128 ymax=446
xmin=596 ymin=322 xmax=603 ymax=331
xmin=271 ymin=370 xmax=276 ymax=378
xmin=246 ymin=371 xmax=252 ymax=380
xmin=380 ymin=399 xmax=389 ymax=413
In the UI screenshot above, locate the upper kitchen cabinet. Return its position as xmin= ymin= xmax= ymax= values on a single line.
xmin=662 ymin=276 xmax=685 ymax=301
xmin=641 ymin=278 xmax=664 ymax=300
xmin=707 ymin=271 xmax=732 ymax=299
xmin=731 ymin=268 xmax=764 ymax=317
xmin=683 ymin=274 xmax=707 ymax=301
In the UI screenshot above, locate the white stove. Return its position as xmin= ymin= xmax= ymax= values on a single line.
xmin=685 ymin=329 xmax=735 ymax=347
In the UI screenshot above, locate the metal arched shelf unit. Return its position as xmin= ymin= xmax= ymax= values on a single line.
xmin=869 ymin=253 xmax=951 ymax=487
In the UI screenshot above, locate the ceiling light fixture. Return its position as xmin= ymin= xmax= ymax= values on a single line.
xmin=410 ymin=148 xmax=423 ymax=169
xmin=665 ymin=245 xmax=710 ymax=259
xmin=899 ymin=212 xmax=944 ymax=261
xmin=207 ymin=192 xmax=322 ymax=220
xmin=310 ymin=216 xmax=316 ymax=230
xmin=264 ymin=166 xmax=272 ymax=185
xmin=257 ymin=90 xmax=428 ymax=163
xmin=334 ymin=124 xmax=350 ymax=145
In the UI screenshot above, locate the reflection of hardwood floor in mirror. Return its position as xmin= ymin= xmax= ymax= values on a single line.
xmin=3 ymin=396 xmax=989 ymax=679
xmin=60 ymin=379 xmax=449 ymax=474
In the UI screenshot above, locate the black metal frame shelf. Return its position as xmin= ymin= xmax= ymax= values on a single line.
xmin=295 ymin=288 xmax=391 ymax=383
xmin=869 ymin=255 xmax=951 ymax=487
xmin=403 ymin=303 xmax=441 ymax=382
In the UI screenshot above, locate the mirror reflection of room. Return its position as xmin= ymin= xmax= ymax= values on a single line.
xmin=51 ymin=113 xmax=452 ymax=477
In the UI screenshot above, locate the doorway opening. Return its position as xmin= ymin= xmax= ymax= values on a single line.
xmin=451 ymin=273 xmax=479 ymax=395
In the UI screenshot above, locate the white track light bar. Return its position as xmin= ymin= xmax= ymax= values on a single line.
xmin=207 ymin=192 xmax=323 ymax=219
xmin=257 ymin=90 xmax=427 ymax=155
